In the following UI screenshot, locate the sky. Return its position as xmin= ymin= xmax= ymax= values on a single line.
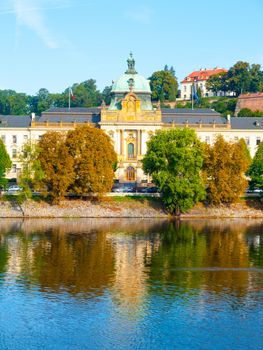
xmin=1 ymin=0 xmax=263 ymax=95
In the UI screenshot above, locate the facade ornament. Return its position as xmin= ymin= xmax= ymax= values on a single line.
xmin=128 ymin=78 xmax=135 ymax=92
xmin=125 ymin=52 xmax=137 ymax=74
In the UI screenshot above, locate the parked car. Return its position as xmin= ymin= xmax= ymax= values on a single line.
xmin=140 ymin=186 xmax=159 ymax=193
xmin=112 ymin=186 xmax=134 ymax=193
xmin=7 ymin=185 xmax=22 ymax=194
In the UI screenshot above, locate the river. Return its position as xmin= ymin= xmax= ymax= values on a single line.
xmin=0 ymin=218 xmax=262 ymax=350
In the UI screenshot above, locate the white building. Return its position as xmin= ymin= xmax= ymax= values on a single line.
xmin=181 ymin=67 xmax=234 ymax=100
xmin=0 ymin=55 xmax=262 ymax=183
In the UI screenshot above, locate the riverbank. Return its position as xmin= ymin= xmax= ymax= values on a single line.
xmin=0 ymin=197 xmax=262 ymax=218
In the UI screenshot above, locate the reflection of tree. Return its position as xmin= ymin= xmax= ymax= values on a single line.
xmin=203 ymin=223 xmax=249 ymax=296
xmin=0 ymin=235 xmax=9 ymax=274
xmin=30 ymin=230 xmax=115 ymax=297
xmin=148 ymin=220 xmax=257 ymax=298
xmin=148 ymin=222 xmax=207 ymax=293
xmin=246 ymin=223 xmax=263 ymax=268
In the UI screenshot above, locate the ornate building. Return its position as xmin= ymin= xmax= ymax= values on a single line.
xmin=0 ymin=54 xmax=263 ymax=183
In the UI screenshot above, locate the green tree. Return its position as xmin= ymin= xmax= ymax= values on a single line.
xmin=206 ymin=72 xmax=228 ymax=95
xmin=227 ymin=61 xmax=263 ymax=96
xmin=66 ymin=125 xmax=117 ymax=195
xmin=149 ymin=70 xmax=178 ymax=102
xmin=247 ymin=141 xmax=263 ymax=192
xmin=37 ymin=132 xmax=75 ymax=203
xmin=142 ymin=128 xmax=205 ymax=216
xmin=101 ymin=86 xmax=112 ymax=105
xmin=18 ymin=140 xmax=44 ymax=194
xmin=0 ymin=139 xmax=11 ymax=189
xmin=70 ymin=79 xmax=101 ymax=107
xmin=238 ymin=108 xmax=263 ymax=118
xmin=203 ymin=136 xmax=250 ymax=205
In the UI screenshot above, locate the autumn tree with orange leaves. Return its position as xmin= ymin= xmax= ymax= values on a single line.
xmin=66 ymin=125 xmax=117 ymax=195
xmin=38 ymin=131 xmax=74 ymax=203
xmin=203 ymin=136 xmax=251 ymax=205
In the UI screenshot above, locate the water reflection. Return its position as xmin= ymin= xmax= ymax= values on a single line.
xmin=0 ymin=218 xmax=262 ymax=301
xmin=0 ymin=218 xmax=262 ymax=349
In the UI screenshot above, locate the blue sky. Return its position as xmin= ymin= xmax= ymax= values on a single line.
xmin=1 ymin=0 xmax=263 ymax=95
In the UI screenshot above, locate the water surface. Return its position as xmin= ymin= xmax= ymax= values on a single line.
xmin=0 ymin=218 xmax=262 ymax=350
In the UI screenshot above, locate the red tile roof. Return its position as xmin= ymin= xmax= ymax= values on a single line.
xmin=181 ymin=68 xmax=228 ymax=84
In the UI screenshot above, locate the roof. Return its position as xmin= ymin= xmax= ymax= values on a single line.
xmin=230 ymin=117 xmax=263 ymax=130
xmin=38 ymin=115 xmax=100 ymax=123
xmin=0 ymin=115 xmax=33 ymax=128
xmin=161 ymin=108 xmax=221 ymax=117
xmin=181 ymin=68 xmax=227 ymax=84
xmin=43 ymin=107 xmax=101 ymax=115
xmin=162 ymin=115 xmax=227 ymax=125
xmin=111 ymin=73 xmax=151 ymax=94
xmin=238 ymin=92 xmax=263 ymax=100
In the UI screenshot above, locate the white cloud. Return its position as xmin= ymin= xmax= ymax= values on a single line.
xmin=124 ymin=6 xmax=153 ymax=24
xmin=2 ymin=0 xmax=72 ymax=48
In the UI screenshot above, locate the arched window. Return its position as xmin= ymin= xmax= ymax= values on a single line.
xmin=128 ymin=143 xmax=135 ymax=159
xmin=126 ymin=166 xmax=135 ymax=181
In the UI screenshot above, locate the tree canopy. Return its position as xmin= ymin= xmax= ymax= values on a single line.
xmin=142 ymin=128 xmax=205 ymax=215
xmin=203 ymin=136 xmax=250 ymax=205
xmin=66 ymin=125 xmax=117 ymax=195
xmin=247 ymin=141 xmax=263 ymax=192
xmin=149 ymin=69 xmax=178 ymax=102
xmin=0 ymin=139 xmax=11 ymax=189
xmin=37 ymin=132 xmax=75 ymax=203
xmin=206 ymin=61 xmax=263 ymax=97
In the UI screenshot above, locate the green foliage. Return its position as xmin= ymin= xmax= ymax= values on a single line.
xmin=206 ymin=61 xmax=263 ymax=97
xmin=101 ymin=86 xmax=112 ymax=105
xmin=0 ymin=139 xmax=11 ymax=189
xmin=66 ymin=125 xmax=117 ymax=195
xmin=206 ymin=72 xmax=228 ymax=95
xmin=211 ymin=98 xmax=237 ymax=116
xmin=38 ymin=132 xmax=75 ymax=203
xmin=18 ymin=140 xmax=44 ymax=195
xmin=142 ymin=128 xmax=205 ymax=215
xmin=70 ymin=80 xmax=101 ymax=108
xmin=247 ymin=142 xmax=263 ymax=192
xmin=238 ymin=108 xmax=263 ymax=118
xmin=203 ymin=136 xmax=250 ymax=205
xmin=149 ymin=70 xmax=178 ymax=102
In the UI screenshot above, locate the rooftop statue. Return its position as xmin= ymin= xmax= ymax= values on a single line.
xmin=125 ymin=52 xmax=137 ymax=74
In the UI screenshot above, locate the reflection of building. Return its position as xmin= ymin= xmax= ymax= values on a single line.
xmin=181 ymin=67 xmax=234 ymax=100
xmin=1 ymin=54 xmax=263 ymax=182
xmin=109 ymin=234 xmax=160 ymax=314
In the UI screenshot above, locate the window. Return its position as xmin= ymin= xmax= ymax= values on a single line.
xmin=205 ymin=136 xmax=210 ymax=144
xmin=1 ymin=135 xmax=5 ymax=143
xmin=234 ymin=136 xmax=239 ymax=141
xmin=24 ymin=135 xmax=28 ymax=141
xmin=11 ymin=164 xmax=17 ymax=173
xmin=245 ymin=137 xmax=250 ymax=146
xmin=256 ymin=137 xmax=261 ymax=146
xmin=126 ymin=166 xmax=135 ymax=181
xmin=128 ymin=143 xmax=135 ymax=159
xmin=12 ymin=149 xmax=17 ymax=158
xmin=184 ymin=86 xmax=187 ymax=92
xmin=12 ymin=135 xmax=17 ymax=144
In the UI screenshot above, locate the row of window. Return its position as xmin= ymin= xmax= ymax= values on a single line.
xmin=1 ymin=135 xmax=28 ymax=144
xmin=204 ymin=136 xmax=261 ymax=146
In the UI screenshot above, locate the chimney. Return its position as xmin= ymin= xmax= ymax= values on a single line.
xmin=31 ymin=112 xmax=35 ymax=121
xmin=227 ymin=114 xmax=231 ymax=123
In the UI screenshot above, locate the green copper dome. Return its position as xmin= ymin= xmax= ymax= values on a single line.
xmin=112 ymin=73 xmax=151 ymax=94
xmin=109 ymin=53 xmax=153 ymax=110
